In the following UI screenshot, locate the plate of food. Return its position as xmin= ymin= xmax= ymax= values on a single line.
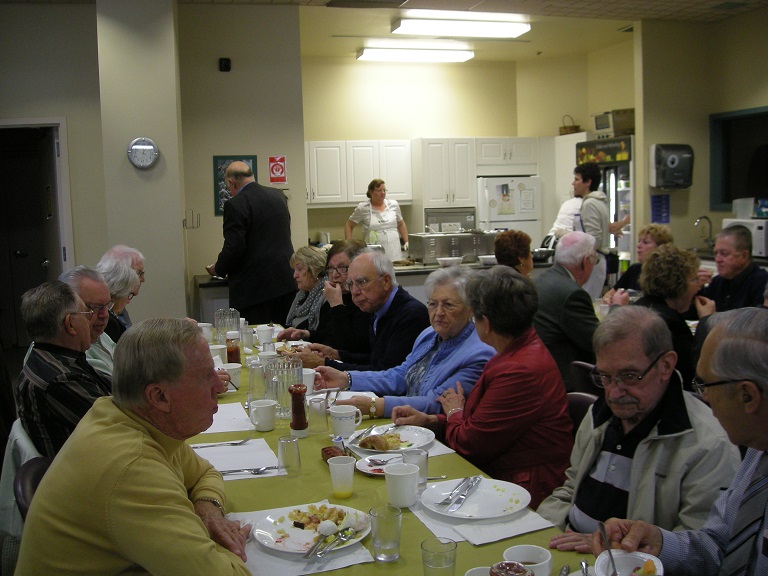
xmin=251 ymin=502 xmax=370 ymax=555
xmin=420 ymin=478 xmax=531 ymax=519
xmin=594 ymin=550 xmax=662 ymax=576
xmin=349 ymin=425 xmax=435 ymax=453
xmin=354 ymin=454 xmax=403 ymax=476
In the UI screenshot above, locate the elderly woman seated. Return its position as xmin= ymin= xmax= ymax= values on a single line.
xmin=313 ymin=266 xmax=494 ymax=418
xmin=276 ymin=240 xmax=371 ymax=352
xmin=494 ymin=230 xmax=533 ymax=276
xmin=391 ymin=266 xmax=573 ymax=508
xmin=277 ymin=246 xmax=328 ymax=339
xmin=96 ymin=257 xmax=140 ymax=343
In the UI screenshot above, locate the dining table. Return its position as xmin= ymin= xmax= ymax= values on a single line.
xmin=190 ymin=358 xmax=593 ymax=576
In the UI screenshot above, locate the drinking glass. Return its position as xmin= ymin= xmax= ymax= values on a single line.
xmin=421 ymin=537 xmax=457 ymax=576
xmin=327 ymin=455 xmax=355 ymax=498
xmin=277 ymin=435 xmax=301 ymax=477
xmin=308 ymin=396 xmax=328 ymax=434
xmin=403 ymin=448 xmax=428 ymax=492
xmin=369 ymin=505 xmax=402 ymax=562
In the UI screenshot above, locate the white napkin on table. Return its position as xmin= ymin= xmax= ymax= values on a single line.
xmin=411 ymin=500 xmax=553 ymax=545
xmin=204 ymin=402 xmax=253 ymax=433
xmin=228 ymin=502 xmax=374 ymax=576
xmin=191 ymin=438 xmax=278 ymax=481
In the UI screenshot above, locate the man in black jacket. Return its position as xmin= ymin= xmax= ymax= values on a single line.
xmin=301 ymin=249 xmax=429 ymax=372
xmin=206 ymin=161 xmax=296 ymax=324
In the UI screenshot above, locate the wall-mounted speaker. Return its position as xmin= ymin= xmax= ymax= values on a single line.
xmin=649 ymin=144 xmax=694 ymax=189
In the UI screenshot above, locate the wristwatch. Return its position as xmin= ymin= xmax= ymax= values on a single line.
xmin=369 ymin=396 xmax=377 ymax=419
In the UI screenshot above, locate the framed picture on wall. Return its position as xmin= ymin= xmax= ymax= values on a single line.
xmin=213 ymin=155 xmax=257 ymax=216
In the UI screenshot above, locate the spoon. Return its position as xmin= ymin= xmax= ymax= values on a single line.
xmin=219 ymin=466 xmax=277 ymax=476
xmin=598 ymin=521 xmax=618 ymax=576
xmin=193 ymin=438 xmax=250 ymax=449
xmin=581 ymin=559 xmax=589 ymax=576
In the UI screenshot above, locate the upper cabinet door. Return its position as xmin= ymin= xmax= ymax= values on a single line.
xmin=419 ymin=139 xmax=452 ymax=207
xmin=476 ymin=138 xmax=507 ymax=165
xmin=476 ymin=137 xmax=538 ymax=165
xmin=379 ymin=140 xmax=412 ymax=201
xmin=448 ymin=138 xmax=477 ymax=206
xmin=308 ymin=141 xmax=346 ymax=203
xmin=347 ymin=141 xmax=379 ymax=203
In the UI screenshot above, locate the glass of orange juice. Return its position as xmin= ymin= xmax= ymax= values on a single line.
xmin=328 ymin=456 xmax=355 ymax=498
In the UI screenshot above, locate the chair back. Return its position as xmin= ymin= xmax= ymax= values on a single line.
xmin=13 ymin=456 xmax=52 ymax=521
xmin=567 ymin=391 xmax=598 ymax=436
xmin=568 ymin=360 xmax=602 ymax=395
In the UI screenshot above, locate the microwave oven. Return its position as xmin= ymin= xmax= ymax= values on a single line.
xmin=722 ymin=218 xmax=767 ymax=258
xmin=592 ymin=108 xmax=635 ymax=139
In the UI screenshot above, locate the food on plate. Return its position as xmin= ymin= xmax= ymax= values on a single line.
xmin=359 ymin=432 xmax=405 ymax=451
xmin=277 ymin=340 xmax=296 ymax=354
xmin=631 ymin=559 xmax=657 ymax=575
xmin=285 ymin=504 xmax=346 ymax=533
xmin=321 ymin=446 xmax=345 ymax=462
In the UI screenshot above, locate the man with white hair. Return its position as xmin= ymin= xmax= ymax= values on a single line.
xmin=594 ymin=307 xmax=768 ymax=576
xmin=533 ymin=231 xmax=601 ymax=384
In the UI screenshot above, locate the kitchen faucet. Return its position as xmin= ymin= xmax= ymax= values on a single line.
xmin=694 ymin=215 xmax=715 ymax=250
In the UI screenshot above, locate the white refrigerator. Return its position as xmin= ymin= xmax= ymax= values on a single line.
xmin=476 ymin=176 xmax=543 ymax=245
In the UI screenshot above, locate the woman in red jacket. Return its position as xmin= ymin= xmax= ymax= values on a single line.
xmin=392 ymin=266 xmax=573 ymax=507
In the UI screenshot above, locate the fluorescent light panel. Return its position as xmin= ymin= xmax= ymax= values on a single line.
xmin=356 ymin=48 xmax=474 ymax=63
xmin=392 ymin=18 xmax=530 ymax=39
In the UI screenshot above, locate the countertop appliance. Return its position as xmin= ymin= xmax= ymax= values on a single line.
xmin=409 ymin=231 xmax=497 ymax=265
xmin=424 ymin=207 xmax=477 ymax=233
xmin=722 ymin=217 xmax=767 ymax=257
xmin=477 ymin=176 xmax=542 ymax=245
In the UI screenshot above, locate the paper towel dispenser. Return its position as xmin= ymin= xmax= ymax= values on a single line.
xmin=649 ymin=144 xmax=694 ymax=189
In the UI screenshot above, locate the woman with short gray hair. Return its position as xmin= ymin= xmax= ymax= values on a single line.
xmin=97 ymin=258 xmax=140 ymax=343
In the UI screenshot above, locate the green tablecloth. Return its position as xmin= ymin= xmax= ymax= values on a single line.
xmin=190 ymin=377 xmax=591 ymax=575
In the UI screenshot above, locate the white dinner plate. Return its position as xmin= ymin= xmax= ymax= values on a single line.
xmin=251 ymin=503 xmax=370 ymax=555
xmin=354 ymin=454 xmax=403 ymax=476
xmin=420 ymin=478 xmax=531 ymax=520
xmin=348 ymin=424 xmax=435 ymax=453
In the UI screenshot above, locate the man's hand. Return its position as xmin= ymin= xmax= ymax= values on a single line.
xmin=194 ymin=500 xmax=251 ymax=561
xmin=391 ymin=405 xmax=437 ymax=430
xmin=290 ymin=348 xmax=324 ymax=369
xmin=314 ymin=366 xmax=346 ymax=390
xmin=591 ymin=518 xmax=663 ymax=557
xmin=205 ymin=264 xmax=217 ymax=277
xmin=276 ymin=327 xmax=308 ymax=341
xmin=323 ymin=280 xmax=344 ymax=307
xmin=694 ymin=295 xmax=716 ymax=318
xmin=307 ymin=343 xmax=340 ymax=361
xmin=549 ymin=529 xmax=593 ymax=553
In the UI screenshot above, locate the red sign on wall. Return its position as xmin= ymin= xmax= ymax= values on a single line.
xmin=269 ymin=156 xmax=287 ymax=184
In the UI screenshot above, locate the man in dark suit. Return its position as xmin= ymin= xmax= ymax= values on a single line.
xmin=300 ymin=249 xmax=430 ymax=372
xmin=533 ymin=231 xmax=600 ymax=386
xmin=206 ymin=161 xmax=296 ymax=324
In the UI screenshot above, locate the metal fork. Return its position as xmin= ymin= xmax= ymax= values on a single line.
xmin=434 ymin=477 xmax=471 ymax=506
xmin=219 ymin=466 xmax=277 ymax=476
xmin=192 ymin=438 xmax=250 ymax=450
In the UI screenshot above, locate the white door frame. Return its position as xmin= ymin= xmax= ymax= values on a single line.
xmin=0 ymin=117 xmax=75 ymax=271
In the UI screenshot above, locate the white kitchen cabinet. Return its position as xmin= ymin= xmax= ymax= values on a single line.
xmin=476 ymin=137 xmax=539 ymax=175
xmin=415 ymin=138 xmax=477 ymax=208
xmin=307 ymin=140 xmax=411 ymax=205
xmin=307 ymin=141 xmax=346 ymax=204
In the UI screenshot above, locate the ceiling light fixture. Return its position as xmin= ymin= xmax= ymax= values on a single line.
xmin=356 ymin=48 xmax=474 ymax=63
xmin=392 ymin=18 xmax=531 ymax=39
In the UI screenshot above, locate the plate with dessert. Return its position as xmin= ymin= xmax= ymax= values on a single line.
xmin=348 ymin=424 xmax=435 ymax=453
xmin=251 ymin=502 xmax=370 ymax=555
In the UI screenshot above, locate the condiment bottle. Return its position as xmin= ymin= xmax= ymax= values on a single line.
xmin=289 ymin=383 xmax=308 ymax=438
xmin=226 ymin=330 xmax=241 ymax=363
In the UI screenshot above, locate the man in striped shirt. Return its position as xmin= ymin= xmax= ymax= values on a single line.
xmin=16 ymin=281 xmax=112 ymax=457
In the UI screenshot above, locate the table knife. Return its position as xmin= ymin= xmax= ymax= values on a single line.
xmin=447 ymin=475 xmax=482 ymax=512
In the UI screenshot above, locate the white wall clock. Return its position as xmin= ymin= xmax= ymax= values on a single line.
xmin=127 ymin=137 xmax=159 ymax=169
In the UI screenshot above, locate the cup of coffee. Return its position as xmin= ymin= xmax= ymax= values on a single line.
xmin=250 ymin=399 xmax=277 ymax=432
xmin=329 ymin=405 xmax=363 ymax=438
xmin=502 ymin=545 xmax=552 ymax=576
xmin=384 ymin=462 xmax=419 ymax=508
xmin=302 ymin=368 xmax=316 ymax=393
xmin=256 ymin=325 xmax=274 ymax=346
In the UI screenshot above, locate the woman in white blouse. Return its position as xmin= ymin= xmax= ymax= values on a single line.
xmin=345 ymin=179 xmax=408 ymax=263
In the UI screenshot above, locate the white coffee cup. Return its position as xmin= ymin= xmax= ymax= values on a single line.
xmin=329 ymin=405 xmax=363 ymax=438
xmin=209 ymin=344 xmax=227 ymax=365
xmin=256 ymin=325 xmax=273 ymax=346
xmin=220 ymin=362 xmax=241 ymax=390
xmin=198 ymin=322 xmax=213 ymax=343
xmin=503 ymin=545 xmax=552 ymax=576
xmin=302 ymin=368 xmax=316 ymax=393
xmin=250 ymin=399 xmax=278 ymax=432
xmin=384 ymin=462 xmax=420 ymax=508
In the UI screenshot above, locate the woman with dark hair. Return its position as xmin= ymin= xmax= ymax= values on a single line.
xmin=344 ymin=179 xmax=408 ymax=263
xmin=277 ymin=240 xmax=371 ymax=352
xmin=494 ymin=230 xmax=533 ymax=276
xmin=392 ymin=266 xmax=573 ymax=507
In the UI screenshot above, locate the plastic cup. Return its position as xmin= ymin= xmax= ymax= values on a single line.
xmin=256 ymin=325 xmax=274 ymax=346
xmin=220 ymin=362 xmax=241 ymax=390
xmin=403 ymin=448 xmax=428 ymax=491
xmin=277 ymin=435 xmax=301 ymax=477
xmin=369 ymin=504 xmax=402 ymax=562
xmin=198 ymin=322 xmax=213 ymax=343
xmin=421 ymin=537 xmax=457 ymax=576
xmin=384 ymin=462 xmax=419 ymax=508
xmin=209 ymin=344 xmax=227 ymax=365
xmin=328 ymin=455 xmax=355 ymax=499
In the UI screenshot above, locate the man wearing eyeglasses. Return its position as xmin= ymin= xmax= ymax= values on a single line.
xmin=538 ymin=306 xmax=739 ymax=553
xmin=16 ymin=281 xmax=112 ymax=457
xmin=595 ymin=307 xmax=768 ymax=575
xmin=59 ymin=265 xmax=118 ymax=374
